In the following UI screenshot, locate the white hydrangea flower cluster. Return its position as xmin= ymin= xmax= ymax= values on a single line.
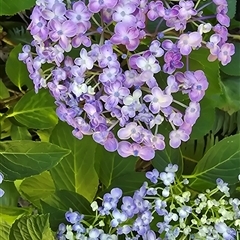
xmin=56 ymin=164 xmax=240 ymax=240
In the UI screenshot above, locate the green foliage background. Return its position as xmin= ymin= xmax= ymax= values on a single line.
xmin=0 ymin=0 xmax=240 ymax=239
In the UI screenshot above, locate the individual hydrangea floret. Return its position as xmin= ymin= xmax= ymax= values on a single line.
xmin=216 ymin=178 xmax=230 ymax=197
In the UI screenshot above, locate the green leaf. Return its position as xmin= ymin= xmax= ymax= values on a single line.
xmin=190 ymin=97 xmax=215 ymax=139
xmin=218 ymin=76 xmax=240 ymax=115
xmin=152 ymin=145 xmax=183 ymax=177
xmin=50 ymin=122 xmax=99 ymax=202
xmin=0 ymin=206 xmax=29 ymax=225
xmin=8 ymin=117 xmax=26 ymax=128
xmin=10 ymin=125 xmax=31 ymax=140
xmin=7 ymin=89 xmax=58 ymax=129
xmin=0 ymin=140 xmax=70 ymax=181
xmin=0 ymin=79 xmax=10 ymax=99
xmin=19 ymin=171 xmax=55 ymax=208
xmin=41 ymin=190 xmax=94 ymax=230
xmin=0 ymin=0 xmax=35 ymax=15
xmin=0 ymin=221 xmax=11 ymax=240
xmin=95 ymin=145 xmax=136 ymax=188
xmin=189 ymin=134 xmax=240 ymax=188
xmin=5 ymin=44 xmax=32 ymax=90
xmin=0 ymin=181 xmax=20 ymax=207
xmin=221 ymin=43 xmax=240 ymax=76
xmin=9 ymin=214 xmax=55 ymax=240
xmin=107 ymin=172 xmax=147 ymax=196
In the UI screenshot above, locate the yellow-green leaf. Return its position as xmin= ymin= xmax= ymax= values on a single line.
xmin=8 ymin=89 xmax=58 ymax=129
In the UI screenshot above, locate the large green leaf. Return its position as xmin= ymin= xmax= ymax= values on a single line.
xmin=218 ymin=76 xmax=240 ymax=115
xmin=7 ymin=89 xmax=58 ymax=129
xmin=50 ymin=122 xmax=99 ymax=202
xmin=220 ymin=43 xmax=240 ymax=77
xmin=9 ymin=214 xmax=54 ymax=240
xmin=10 ymin=125 xmax=32 ymax=140
xmin=0 ymin=140 xmax=70 ymax=181
xmin=0 ymin=0 xmax=35 ymax=15
xmin=19 ymin=171 xmax=55 ymax=208
xmin=0 ymin=221 xmax=11 ymax=240
xmin=189 ymin=134 xmax=240 ymax=188
xmin=95 ymin=145 xmax=136 ymax=188
xmin=152 ymin=145 xmax=183 ymax=177
xmin=5 ymin=44 xmax=32 ymax=90
xmin=0 ymin=206 xmax=29 ymax=225
xmin=41 ymin=190 xmax=95 ymax=230
xmin=0 ymin=181 xmax=19 ymax=207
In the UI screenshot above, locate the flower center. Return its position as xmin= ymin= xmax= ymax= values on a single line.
xmin=37 ymin=22 xmax=43 ymax=28
xmin=133 ymin=150 xmax=139 ymax=156
xmin=120 ymin=11 xmax=126 ymax=17
xmin=196 ymin=85 xmax=202 ymax=90
xmin=57 ymin=30 xmax=63 ymax=35
xmin=76 ymin=15 xmax=81 ymax=21
xmin=131 ymin=128 xmax=136 ymax=134
xmin=165 ymin=9 xmax=170 ymax=15
xmin=146 ymin=64 xmax=152 ymax=70
xmin=223 ymin=50 xmax=228 ymax=55
xmin=152 ymin=136 xmax=157 ymax=142
xmin=176 ymin=133 xmax=180 ymax=138
xmin=129 ymin=72 xmax=135 ymax=78
xmin=114 ymin=92 xmax=120 ymax=97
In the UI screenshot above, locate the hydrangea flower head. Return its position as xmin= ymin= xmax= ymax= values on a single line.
xmin=19 ymin=0 xmax=235 ymax=161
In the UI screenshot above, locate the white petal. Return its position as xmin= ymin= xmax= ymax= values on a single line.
xmin=123 ymin=95 xmax=133 ymax=105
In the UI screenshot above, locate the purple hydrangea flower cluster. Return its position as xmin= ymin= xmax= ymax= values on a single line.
xmin=56 ymin=164 xmax=240 ymax=239
xmin=19 ymin=0 xmax=234 ymax=160
xmin=0 ymin=173 xmax=4 ymax=198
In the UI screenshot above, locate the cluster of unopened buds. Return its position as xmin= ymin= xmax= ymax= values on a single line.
xmin=56 ymin=164 xmax=240 ymax=240
xmin=19 ymin=0 xmax=235 ymax=160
